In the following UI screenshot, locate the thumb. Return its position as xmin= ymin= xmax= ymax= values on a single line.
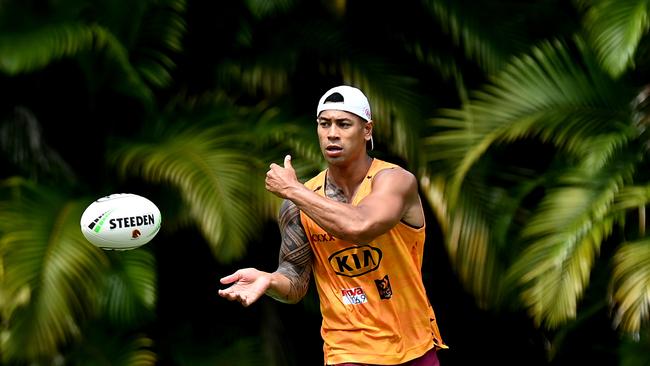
xmin=284 ymin=154 xmax=293 ymax=169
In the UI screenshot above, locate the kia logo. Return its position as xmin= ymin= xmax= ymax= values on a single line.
xmin=328 ymin=245 xmax=382 ymax=277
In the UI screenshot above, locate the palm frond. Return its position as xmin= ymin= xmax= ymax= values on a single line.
xmin=0 ymin=22 xmax=94 ymax=75
xmin=612 ymin=184 xmax=650 ymax=212
xmin=212 ymin=17 xmax=337 ymax=98
xmin=505 ymin=163 xmax=631 ymax=329
xmin=252 ymin=106 xmax=323 ymax=172
xmin=402 ymin=40 xmax=465 ymax=87
xmin=244 ymin=0 xmax=298 ymax=19
xmin=111 ymin=123 xmax=267 ymax=262
xmin=132 ymin=0 xmax=187 ymax=89
xmin=98 ymin=250 xmax=157 ymax=328
xmin=582 ymin=0 xmax=650 ymax=78
xmin=0 ymin=179 xmax=108 ymax=361
xmin=611 ymin=238 xmax=650 ymax=334
xmin=341 ymin=59 xmax=426 ymax=164
xmin=0 ymin=22 xmax=153 ymax=103
xmin=425 ymin=37 xmax=633 ymax=205
xmin=215 ymin=57 xmax=294 ymax=99
xmin=112 ymin=334 xmax=157 ymax=366
xmin=444 ymin=185 xmax=504 ymax=306
xmin=421 ymin=0 xmax=540 ymax=73
xmin=68 ymin=330 xmax=156 ymax=366
xmin=421 ymin=144 xmax=549 ymax=308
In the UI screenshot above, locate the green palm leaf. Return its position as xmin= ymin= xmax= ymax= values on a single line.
xmin=131 ymin=0 xmax=187 ymax=89
xmin=0 ymin=0 xmax=187 ymax=92
xmin=611 ymin=239 xmax=650 ymax=334
xmin=612 ymin=184 xmax=650 ymax=212
xmin=426 ymin=37 xmax=633 ymax=206
xmin=0 ymin=22 xmax=95 ymax=74
xmin=0 ymin=22 xmax=153 ymax=103
xmin=582 ymin=0 xmax=650 ymax=78
xmin=112 ymin=122 xmax=267 ymax=262
xmin=421 ymin=0 xmax=538 ymax=73
xmin=113 ymin=335 xmax=157 ymax=366
xmin=252 ymin=106 xmax=324 ymax=171
xmin=68 ymin=331 xmax=156 ymax=366
xmin=505 ymin=160 xmax=635 ymax=328
xmin=245 ymin=0 xmax=298 ymax=19
xmin=341 ymin=58 xmax=426 ymax=164
xmin=443 ymin=183 xmax=504 ymax=306
xmin=0 ymin=179 xmax=108 ymax=361
xmin=421 ymin=146 xmax=547 ymax=307
xmin=99 ymin=250 xmax=157 ymax=328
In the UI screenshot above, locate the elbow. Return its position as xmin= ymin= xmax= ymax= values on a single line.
xmin=337 ymin=221 xmax=377 ymax=244
xmin=283 ymin=295 xmax=304 ymax=305
xmin=281 ymin=285 xmax=308 ymax=304
xmin=268 ymin=289 xmax=305 ymax=305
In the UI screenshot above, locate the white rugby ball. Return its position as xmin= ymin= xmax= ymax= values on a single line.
xmin=80 ymin=193 xmax=161 ymax=250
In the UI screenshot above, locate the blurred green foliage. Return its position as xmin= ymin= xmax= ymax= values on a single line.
xmin=1 ymin=0 xmax=649 ymax=365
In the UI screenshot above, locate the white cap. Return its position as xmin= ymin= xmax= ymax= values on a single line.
xmin=316 ymin=85 xmax=371 ymax=121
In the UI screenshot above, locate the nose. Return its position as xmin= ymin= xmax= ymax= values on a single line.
xmin=327 ymin=124 xmax=339 ymax=139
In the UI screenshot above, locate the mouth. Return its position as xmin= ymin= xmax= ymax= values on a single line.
xmin=325 ymin=145 xmax=343 ymax=157
xmin=326 ymin=145 xmax=343 ymax=152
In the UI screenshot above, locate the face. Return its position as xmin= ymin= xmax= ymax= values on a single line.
xmin=316 ymin=110 xmax=372 ymax=165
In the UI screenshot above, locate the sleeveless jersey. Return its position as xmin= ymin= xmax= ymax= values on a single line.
xmin=300 ymin=159 xmax=446 ymax=365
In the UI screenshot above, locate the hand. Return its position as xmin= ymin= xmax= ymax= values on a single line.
xmin=218 ymin=268 xmax=271 ymax=307
xmin=265 ymin=155 xmax=299 ymax=198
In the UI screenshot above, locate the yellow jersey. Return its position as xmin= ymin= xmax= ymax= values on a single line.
xmin=300 ymin=158 xmax=446 ymax=365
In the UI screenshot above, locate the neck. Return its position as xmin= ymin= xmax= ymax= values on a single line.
xmin=326 ymin=155 xmax=373 ymax=201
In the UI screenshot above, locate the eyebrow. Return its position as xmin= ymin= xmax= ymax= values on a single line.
xmin=317 ymin=116 xmax=354 ymax=123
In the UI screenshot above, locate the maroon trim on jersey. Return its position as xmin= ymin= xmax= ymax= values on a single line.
xmin=333 ymin=348 xmax=439 ymax=366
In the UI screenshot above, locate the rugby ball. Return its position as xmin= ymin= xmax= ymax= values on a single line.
xmin=80 ymin=193 xmax=161 ymax=250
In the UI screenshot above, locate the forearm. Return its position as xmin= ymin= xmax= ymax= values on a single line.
xmin=265 ymin=268 xmax=309 ymax=304
xmin=287 ymin=184 xmax=368 ymax=242
xmin=269 ymin=199 xmax=313 ymax=304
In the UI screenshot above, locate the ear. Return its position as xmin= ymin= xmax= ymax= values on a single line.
xmin=364 ymin=120 xmax=373 ymax=141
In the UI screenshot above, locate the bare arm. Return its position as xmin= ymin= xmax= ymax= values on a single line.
xmin=219 ymin=199 xmax=312 ymax=306
xmin=266 ymin=199 xmax=312 ymax=303
xmin=266 ymin=156 xmax=422 ymax=243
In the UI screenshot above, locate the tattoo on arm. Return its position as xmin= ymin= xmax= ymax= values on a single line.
xmin=273 ymin=199 xmax=312 ymax=303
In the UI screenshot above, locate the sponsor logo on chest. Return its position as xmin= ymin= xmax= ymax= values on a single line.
xmin=328 ymin=245 xmax=383 ymax=277
xmin=341 ymin=287 xmax=367 ymax=305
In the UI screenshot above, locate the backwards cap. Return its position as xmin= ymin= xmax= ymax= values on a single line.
xmin=316 ymin=85 xmax=371 ymax=121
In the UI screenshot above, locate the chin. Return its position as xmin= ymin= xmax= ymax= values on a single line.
xmin=323 ymin=154 xmax=345 ymax=164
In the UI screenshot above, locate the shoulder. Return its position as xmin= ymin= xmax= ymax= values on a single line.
xmin=371 ymin=159 xmax=416 ymax=184
xmin=372 ymin=165 xmax=418 ymax=192
xmin=372 ymin=165 xmax=424 ymax=227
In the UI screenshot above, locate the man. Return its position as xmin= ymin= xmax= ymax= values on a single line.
xmin=219 ymin=85 xmax=446 ymax=365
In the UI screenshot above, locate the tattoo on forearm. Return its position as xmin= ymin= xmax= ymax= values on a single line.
xmin=275 ymin=200 xmax=312 ymax=302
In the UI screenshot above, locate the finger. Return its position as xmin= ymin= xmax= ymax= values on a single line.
xmin=220 ymin=272 xmax=241 ymax=284
xmin=218 ymin=288 xmax=234 ymax=299
xmin=284 ymin=154 xmax=292 ymax=169
xmin=219 ymin=289 xmax=249 ymax=306
xmin=239 ymin=295 xmax=249 ymax=306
